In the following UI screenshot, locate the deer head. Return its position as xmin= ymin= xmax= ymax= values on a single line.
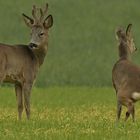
xmin=116 ymin=24 xmax=137 ymax=54
xmin=22 ymin=3 xmax=53 ymax=49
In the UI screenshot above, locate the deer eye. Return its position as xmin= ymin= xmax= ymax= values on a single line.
xmin=39 ymin=33 xmax=44 ymax=37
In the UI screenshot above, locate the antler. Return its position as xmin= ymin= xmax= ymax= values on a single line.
xmin=40 ymin=3 xmax=48 ymax=22
xmin=32 ymin=5 xmax=38 ymax=21
xmin=29 ymin=3 xmax=48 ymax=24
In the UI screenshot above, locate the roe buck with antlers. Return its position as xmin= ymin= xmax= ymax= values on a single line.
xmin=112 ymin=24 xmax=140 ymax=122
xmin=0 ymin=3 xmax=53 ymax=120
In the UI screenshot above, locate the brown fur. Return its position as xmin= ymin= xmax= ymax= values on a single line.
xmin=112 ymin=24 xmax=139 ymax=122
xmin=0 ymin=3 xmax=53 ymax=120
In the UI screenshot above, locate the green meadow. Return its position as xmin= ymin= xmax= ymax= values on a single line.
xmin=0 ymin=0 xmax=140 ymax=140
xmin=1 ymin=87 xmax=140 ymax=140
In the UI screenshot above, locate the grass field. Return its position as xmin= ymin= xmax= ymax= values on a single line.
xmin=0 ymin=87 xmax=140 ymax=140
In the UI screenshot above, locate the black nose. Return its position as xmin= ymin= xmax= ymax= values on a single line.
xmin=29 ymin=43 xmax=37 ymax=48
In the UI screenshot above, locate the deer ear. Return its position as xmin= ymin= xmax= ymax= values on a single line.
xmin=116 ymin=28 xmax=126 ymax=41
xmin=116 ymin=28 xmax=123 ymax=38
xmin=43 ymin=15 xmax=53 ymax=29
xmin=126 ymin=24 xmax=132 ymax=36
xmin=22 ymin=13 xmax=34 ymax=27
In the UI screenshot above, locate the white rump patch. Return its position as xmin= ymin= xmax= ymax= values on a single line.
xmin=132 ymin=92 xmax=140 ymax=100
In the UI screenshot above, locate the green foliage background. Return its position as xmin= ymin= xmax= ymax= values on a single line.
xmin=0 ymin=0 xmax=140 ymax=87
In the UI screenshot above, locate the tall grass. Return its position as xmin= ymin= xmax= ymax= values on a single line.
xmin=0 ymin=1 xmax=140 ymax=87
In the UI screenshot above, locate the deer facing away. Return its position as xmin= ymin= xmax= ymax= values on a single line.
xmin=112 ymin=24 xmax=140 ymax=122
xmin=0 ymin=3 xmax=53 ymax=120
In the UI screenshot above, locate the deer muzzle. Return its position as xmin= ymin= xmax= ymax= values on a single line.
xmin=29 ymin=43 xmax=38 ymax=49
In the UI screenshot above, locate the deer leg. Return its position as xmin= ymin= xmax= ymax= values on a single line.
xmin=0 ymin=74 xmax=5 ymax=84
xmin=117 ymin=100 xmax=122 ymax=121
xmin=125 ymin=111 xmax=130 ymax=121
xmin=23 ymin=83 xmax=32 ymax=120
xmin=15 ymin=84 xmax=23 ymax=120
xmin=130 ymin=104 xmax=135 ymax=122
xmin=125 ymin=101 xmax=134 ymax=122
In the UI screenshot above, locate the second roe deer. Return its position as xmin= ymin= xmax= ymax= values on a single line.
xmin=112 ymin=24 xmax=140 ymax=122
xmin=0 ymin=3 xmax=53 ymax=120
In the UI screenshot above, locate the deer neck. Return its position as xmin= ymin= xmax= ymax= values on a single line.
xmin=32 ymin=45 xmax=48 ymax=66
xmin=119 ymin=42 xmax=131 ymax=61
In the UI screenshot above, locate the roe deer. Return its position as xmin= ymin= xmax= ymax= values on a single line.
xmin=0 ymin=3 xmax=53 ymax=120
xmin=112 ymin=24 xmax=139 ymax=122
